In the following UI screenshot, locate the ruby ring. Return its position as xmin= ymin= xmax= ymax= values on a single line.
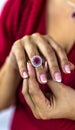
xmin=31 ymin=55 xmax=42 ymax=68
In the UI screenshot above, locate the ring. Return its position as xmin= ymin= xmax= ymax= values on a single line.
xmin=31 ymin=55 xmax=42 ymax=68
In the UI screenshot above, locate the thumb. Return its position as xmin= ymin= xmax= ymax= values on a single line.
xmin=47 ymin=80 xmax=64 ymax=98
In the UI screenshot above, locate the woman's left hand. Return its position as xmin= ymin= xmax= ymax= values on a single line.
xmin=22 ymin=62 xmax=75 ymax=120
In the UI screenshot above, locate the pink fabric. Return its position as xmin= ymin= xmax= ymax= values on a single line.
xmin=0 ymin=0 xmax=75 ymax=130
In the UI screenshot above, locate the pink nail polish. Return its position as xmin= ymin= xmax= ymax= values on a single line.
xmin=40 ymin=74 xmax=47 ymax=83
xmin=65 ymin=65 xmax=71 ymax=73
xmin=22 ymin=72 xmax=28 ymax=78
xmin=54 ymin=72 xmax=62 ymax=82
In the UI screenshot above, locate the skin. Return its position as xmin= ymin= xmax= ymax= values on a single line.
xmin=22 ymin=63 xmax=75 ymax=120
xmin=1 ymin=35 xmax=73 ymax=110
xmin=0 ymin=58 xmax=21 ymax=109
xmin=0 ymin=0 xmax=75 ymax=120
xmin=47 ymin=0 xmax=75 ymax=51
xmin=22 ymin=0 xmax=75 ymax=120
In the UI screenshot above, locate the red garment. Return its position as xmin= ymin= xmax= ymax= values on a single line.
xmin=0 ymin=0 xmax=75 ymax=130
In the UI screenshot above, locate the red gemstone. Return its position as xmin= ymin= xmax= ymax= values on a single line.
xmin=72 ymin=12 xmax=75 ymax=18
xmin=34 ymin=57 xmax=40 ymax=64
xmin=32 ymin=56 xmax=42 ymax=67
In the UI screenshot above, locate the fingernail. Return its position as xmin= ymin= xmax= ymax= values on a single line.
xmin=54 ymin=72 xmax=62 ymax=82
xmin=64 ymin=65 xmax=71 ymax=73
xmin=40 ymin=74 xmax=47 ymax=83
xmin=21 ymin=72 xmax=28 ymax=78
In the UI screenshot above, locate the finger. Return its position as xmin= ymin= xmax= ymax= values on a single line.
xmin=22 ymin=36 xmax=47 ymax=84
xmin=27 ymin=62 xmax=49 ymax=109
xmin=12 ymin=40 xmax=28 ymax=78
xmin=35 ymin=66 xmax=47 ymax=84
xmin=32 ymin=33 xmax=62 ymax=82
xmin=27 ymin=62 xmax=36 ymax=78
xmin=22 ymin=79 xmax=39 ymax=118
xmin=22 ymin=79 xmax=35 ymax=114
xmin=46 ymin=36 xmax=71 ymax=74
xmin=47 ymin=80 xmax=65 ymax=98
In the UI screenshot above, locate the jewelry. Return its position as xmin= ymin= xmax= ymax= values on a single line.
xmin=31 ymin=55 xmax=42 ymax=68
xmin=67 ymin=0 xmax=75 ymax=19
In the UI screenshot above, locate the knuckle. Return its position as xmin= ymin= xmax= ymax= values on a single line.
xmin=36 ymin=66 xmax=45 ymax=73
xmin=12 ymin=40 xmax=20 ymax=51
xmin=62 ymin=58 xmax=68 ymax=62
xmin=32 ymin=33 xmax=40 ymax=38
xmin=31 ymin=33 xmax=42 ymax=43
xmin=62 ymin=58 xmax=68 ymax=65
xmin=51 ymin=65 xmax=59 ymax=71
xmin=22 ymin=35 xmax=30 ymax=42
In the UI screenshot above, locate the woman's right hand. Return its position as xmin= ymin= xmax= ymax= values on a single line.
xmin=22 ymin=63 xmax=75 ymax=120
xmin=8 ymin=33 xmax=74 ymax=84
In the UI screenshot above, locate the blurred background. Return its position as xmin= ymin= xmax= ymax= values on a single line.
xmin=0 ymin=1 xmax=15 ymax=130
xmin=0 ymin=107 xmax=15 ymax=130
xmin=0 ymin=0 xmax=7 ymax=13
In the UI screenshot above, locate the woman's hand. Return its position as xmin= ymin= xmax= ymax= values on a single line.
xmin=9 ymin=33 xmax=74 ymax=83
xmin=22 ymin=63 xmax=75 ymax=120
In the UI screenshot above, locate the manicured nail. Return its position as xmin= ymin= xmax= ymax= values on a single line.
xmin=54 ymin=72 xmax=62 ymax=82
xmin=21 ymin=72 xmax=28 ymax=78
xmin=40 ymin=74 xmax=47 ymax=83
xmin=64 ymin=65 xmax=71 ymax=73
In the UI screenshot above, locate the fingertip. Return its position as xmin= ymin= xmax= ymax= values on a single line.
xmin=39 ymin=74 xmax=47 ymax=84
xmin=53 ymin=72 xmax=62 ymax=83
xmin=62 ymin=64 xmax=71 ymax=74
xmin=21 ymin=71 xmax=28 ymax=79
xmin=64 ymin=65 xmax=71 ymax=74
